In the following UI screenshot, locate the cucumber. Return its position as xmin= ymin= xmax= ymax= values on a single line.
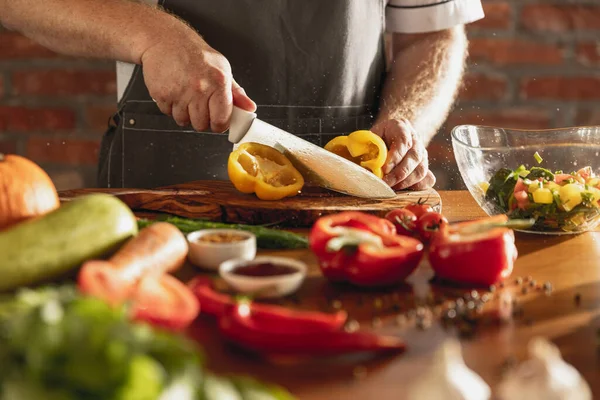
xmin=0 ymin=194 xmax=138 ymax=291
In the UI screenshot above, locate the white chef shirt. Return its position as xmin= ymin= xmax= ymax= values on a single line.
xmin=116 ymin=0 xmax=484 ymax=101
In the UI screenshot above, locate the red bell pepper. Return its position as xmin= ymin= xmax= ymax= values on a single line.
xmin=218 ymin=302 xmax=405 ymax=357
xmin=188 ymin=277 xmax=347 ymax=332
xmin=309 ymin=211 xmax=424 ymax=287
xmin=428 ymin=215 xmax=518 ymax=286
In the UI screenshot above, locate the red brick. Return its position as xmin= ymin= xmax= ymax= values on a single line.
xmin=445 ymin=108 xmax=551 ymax=130
xmin=576 ymin=42 xmax=600 ymax=66
xmin=0 ymin=106 xmax=75 ymax=132
xmin=85 ymin=105 xmax=117 ymax=131
xmin=459 ymin=73 xmax=508 ymax=101
xmin=469 ymin=38 xmax=563 ymax=66
xmin=0 ymin=141 xmax=17 ymax=155
xmin=575 ymin=110 xmax=600 ymax=126
xmin=521 ymin=5 xmax=600 ymax=32
xmin=13 ymin=70 xmax=116 ymax=96
xmin=0 ymin=32 xmax=58 ymax=59
xmin=26 ymin=137 xmax=99 ymax=166
xmin=520 ymin=77 xmax=600 ymax=100
xmin=471 ymin=2 xmax=511 ymax=30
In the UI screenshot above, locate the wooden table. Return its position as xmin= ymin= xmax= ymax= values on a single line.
xmin=176 ymin=190 xmax=600 ymax=399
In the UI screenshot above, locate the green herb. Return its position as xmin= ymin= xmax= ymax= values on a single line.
xmin=0 ymin=286 xmax=295 ymax=400
xmin=138 ymin=215 xmax=308 ymax=249
xmin=485 ymin=168 xmax=518 ymax=211
xmin=534 ymin=152 xmax=543 ymax=164
xmin=526 ymin=167 xmax=554 ymax=181
xmin=581 ymin=191 xmax=595 ymax=207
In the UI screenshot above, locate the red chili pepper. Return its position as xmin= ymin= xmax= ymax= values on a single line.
xmin=309 ymin=211 xmax=424 ymax=287
xmin=188 ymin=277 xmax=347 ymax=332
xmin=428 ymin=215 xmax=518 ymax=286
xmin=218 ymin=303 xmax=405 ymax=357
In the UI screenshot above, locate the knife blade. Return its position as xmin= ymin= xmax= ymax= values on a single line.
xmin=228 ymin=106 xmax=396 ymax=199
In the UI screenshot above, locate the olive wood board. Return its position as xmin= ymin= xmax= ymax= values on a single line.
xmin=58 ymin=180 xmax=442 ymax=227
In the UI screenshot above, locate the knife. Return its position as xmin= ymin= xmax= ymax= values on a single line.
xmin=228 ymin=106 xmax=396 ymax=199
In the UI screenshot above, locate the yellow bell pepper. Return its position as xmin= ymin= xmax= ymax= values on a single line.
xmin=324 ymin=130 xmax=388 ymax=178
xmin=227 ymin=142 xmax=305 ymax=201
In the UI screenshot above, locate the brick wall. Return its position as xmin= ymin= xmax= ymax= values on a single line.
xmin=1 ymin=0 xmax=599 ymax=191
xmin=431 ymin=0 xmax=600 ymax=189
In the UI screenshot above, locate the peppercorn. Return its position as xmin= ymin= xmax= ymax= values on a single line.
xmin=353 ymin=366 xmax=368 ymax=380
xmin=444 ymin=309 xmax=457 ymax=320
xmin=521 ymin=287 xmax=529 ymax=295
xmin=372 ymin=317 xmax=382 ymax=328
xmin=529 ymin=280 xmax=536 ymax=288
xmin=345 ymin=320 xmax=360 ymax=333
xmin=374 ymin=298 xmax=383 ymax=309
xmin=515 ymin=277 xmax=523 ymax=285
xmin=416 ymin=315 xmax=432 ymax=330
xmin=499 ymin=282 xmax=505 ymax=288
xmin=396 ymin=314 xmax=407 ymax=326
xmin=575 ymin=293 xmax=582 ymax=306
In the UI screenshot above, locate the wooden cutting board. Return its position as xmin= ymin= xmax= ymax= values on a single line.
xmin=59 ymin=180 xmax=442 ymax=227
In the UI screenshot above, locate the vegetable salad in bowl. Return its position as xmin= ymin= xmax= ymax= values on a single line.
xmin=482 ymin=159 xmax=600 ymax=233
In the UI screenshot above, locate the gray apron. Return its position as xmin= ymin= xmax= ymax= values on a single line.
xmin=98 ymin=0 xmax=388 ymax=188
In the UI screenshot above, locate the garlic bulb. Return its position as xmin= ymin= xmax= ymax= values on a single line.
xmin=497 ymin=337 xmax=591 ymax=400
xmin=407 ymin=339 xmax=491 ymax=400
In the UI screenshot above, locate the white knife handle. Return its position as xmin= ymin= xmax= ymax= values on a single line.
xmin=228 ymin=106 xmax=257 ymax=144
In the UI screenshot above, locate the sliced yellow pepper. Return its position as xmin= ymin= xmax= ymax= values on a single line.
xmin=227 ymin=142 xmax=305 ymax=201
xmin=324 ymin=130 xmax=388 ymax=178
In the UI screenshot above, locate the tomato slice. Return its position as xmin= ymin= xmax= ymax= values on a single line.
xmin=131 ymin=275 xmax=200 ymax=331
xmin=78 ymin=261 xmax=134 ymax=305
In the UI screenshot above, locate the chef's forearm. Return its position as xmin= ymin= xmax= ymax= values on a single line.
xmin=0 ymin=0 xmax=191 ymax=64
xmin=376 ymin=27 xmax=468 ymax=145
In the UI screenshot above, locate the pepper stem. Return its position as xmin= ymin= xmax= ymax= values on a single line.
xmin=326 ymin=228 xmax=384 ymax=253
xmin=458 ymin=218 xmax=536 ymax=235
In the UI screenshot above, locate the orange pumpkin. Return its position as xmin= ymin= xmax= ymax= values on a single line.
xmin=0 ymin=154 xmax=60 ymax=230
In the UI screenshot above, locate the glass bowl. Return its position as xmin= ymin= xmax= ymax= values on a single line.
xmin=451 ymin=125 xmax=600 ymax=235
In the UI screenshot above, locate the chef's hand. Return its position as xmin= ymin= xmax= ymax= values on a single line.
xmin=140 ymin=27 xmax=257 ymax=133
xmin=371 ymin=118 xmax=436 ymax=190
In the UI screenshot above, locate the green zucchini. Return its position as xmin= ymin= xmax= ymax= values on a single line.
xmin=0 ymin=194 xmax=138 ymax=291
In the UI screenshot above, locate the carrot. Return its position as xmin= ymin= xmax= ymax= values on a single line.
xmin=78 ymin=222 xmax=188 ymax=304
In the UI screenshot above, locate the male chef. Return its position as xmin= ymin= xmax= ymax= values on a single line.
xmin=1 ymin=0 xmax=484 ymax=189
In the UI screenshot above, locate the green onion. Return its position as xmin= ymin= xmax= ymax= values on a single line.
xmin=534 ymin=152 xmax=543 ymax=164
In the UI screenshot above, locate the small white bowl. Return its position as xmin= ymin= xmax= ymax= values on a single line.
xmin=219 ymin=256 xmax=307 ymax=299
xmin=187 ymin=229 xmax=256 ymax=270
